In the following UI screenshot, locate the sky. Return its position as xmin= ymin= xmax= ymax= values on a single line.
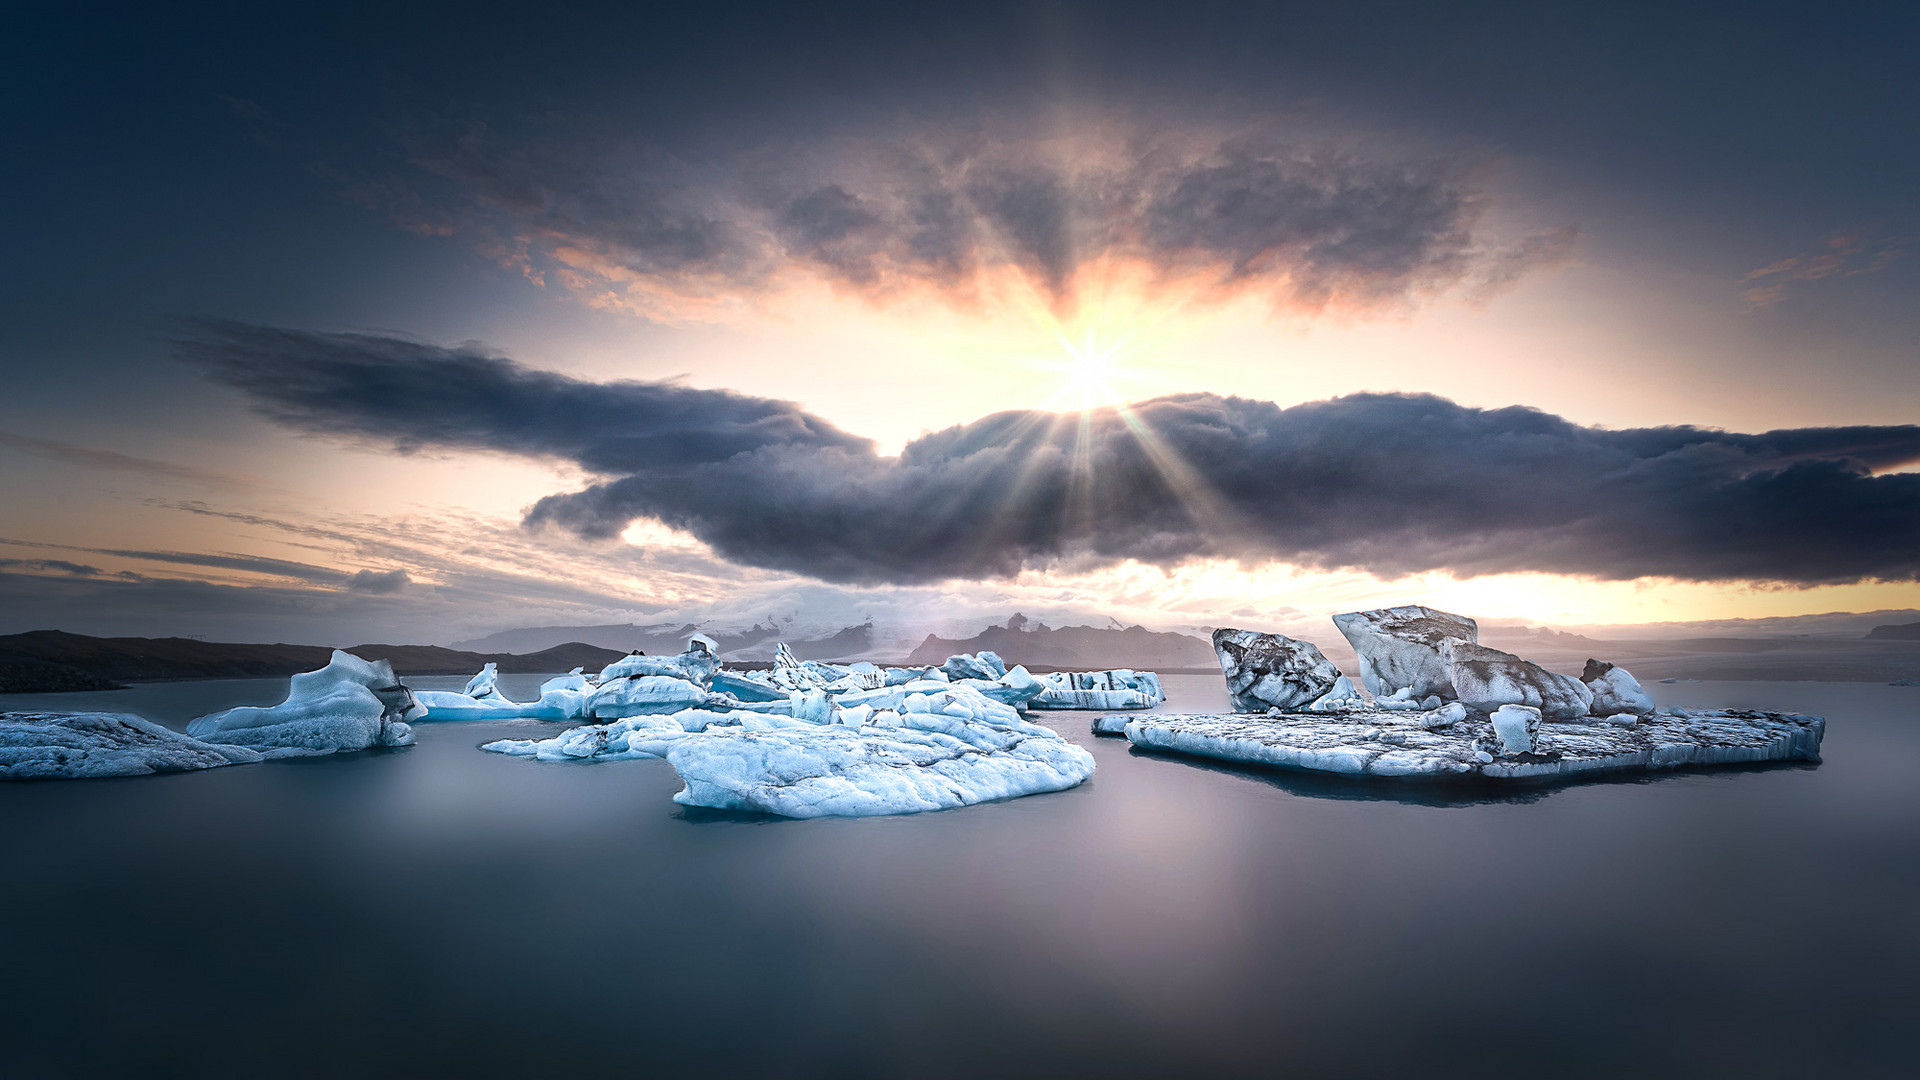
xmin=1 ymin=1 xmax=1916 ymax=647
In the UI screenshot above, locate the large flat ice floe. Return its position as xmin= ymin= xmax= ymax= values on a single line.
xmin=1118 ymin=708 xmax=1825 ymax=780
xmin=1 ymin=711 xmax=267 ymax=780
xmin=483 ymin=683 xmax=1096 ymax=817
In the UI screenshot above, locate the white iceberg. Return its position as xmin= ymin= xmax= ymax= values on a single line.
xmin=1582 ymin=660 xmax=1655 ymax=716
xmin=2 ymin=711 xmax=266 ymax=780
xmin=187 ymin=650 xmax=420 ymax=754
xmin=483 ymin=683 xmax=1095 ymax=818
xmin=585 ymin=674 xmax=711 ymax=718
xmin=1332 ymin=605 xmax=1478 ymax=701
xmin=1031 ymin=668 xmax=1164 ymax=710
xmin=1121 ymin=707 xmax=1823 ymax=780
xmin=1212 ymin=628 xmax=1342 ymax=711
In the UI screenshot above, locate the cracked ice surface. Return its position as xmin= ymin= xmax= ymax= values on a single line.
xmin=484 ymin=684 xmax=1095 ymax=817
xmin=1 ymin=712 xmax=267 ymax=780
xmin=1121 ymin=708 xmax=1824 ymax=780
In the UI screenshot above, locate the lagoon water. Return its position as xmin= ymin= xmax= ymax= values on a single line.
xmin=4 ymin=674 xmax=1917 ymax=1077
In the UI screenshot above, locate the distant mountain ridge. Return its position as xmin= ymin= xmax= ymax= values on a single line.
xmin=454 ymin=621 xmax=873 ymax=661
xmin=1866 ymin=621 xmax=1920 ymax=641
xmin=907 ymin=618 xmax=1217 ymax=671
xmin=0 ymin=630 xmax=627 ymax=693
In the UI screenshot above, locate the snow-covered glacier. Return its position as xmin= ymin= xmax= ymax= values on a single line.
xmin=484 ymin=682 xmax=1096 ymax=818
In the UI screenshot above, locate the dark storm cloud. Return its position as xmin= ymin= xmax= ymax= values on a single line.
xmin=345 ymin=568 xmax=411 ymax=594
xmin=185 ymin=326 xmax=1920 ymax=587
xmin=174 ymin=320 xmax=872 ymax=469
xmin=388 ymin=123 xmax=1569 ymax=313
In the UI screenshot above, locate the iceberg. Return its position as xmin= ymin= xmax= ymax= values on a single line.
xmin=1332 ymin=605 xmax=1478 ymax=701
xmin=1031 ymin=668 xmax=1165 ymax=711
xmin=584 ymin=674 xmax=710 ymax=718
xmin=187 ymin=650 xmax=420 ymax=754
xmin=1443 ymin=641 xmax=1593 ymax=719
xmin=1582 ymin=660 xmax=1655 ymax=716
xmin=1122 ymin=707 xmax=1824 ymax=780
xmin=483 ymin=682 xmax=1096 ymax=818
xmin=1211 ymin=628 xmax=1342 ymax=711
xmin=941 ymin=651 xmax=1007 ymax=682
xmin=2 ymin=711 xmax=265 ymax=780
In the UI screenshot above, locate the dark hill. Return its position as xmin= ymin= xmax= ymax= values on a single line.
xmin=1867 ymin=621 xmax=1920 ymax=641
xmin=0 ymin=630 xmax=627 ymax=692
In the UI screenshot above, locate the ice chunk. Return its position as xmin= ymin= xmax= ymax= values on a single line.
xmin=941 ymin=651 xmax=1007 ymax=681
xmin=1211 ymin=628 xmax=1343 ymax=712
xmin=1488 ymin=704 xmax=1543 ymax=755
xmin=1305 ymin=676 xmax=1363 ymax=712
xmin=1331 ymin=605 xmax=1478 ymax=701
xmin=585 ymin=675 xmax=710 ymax=719
xmin=1443 ymin=642 xmax=1593 ymax=719
xmin=665 ymin=687 xmax=1093 ymax=818
xmin=187 ymin=650 xmax=419 ymax=753
xmin=462 ymin=662 xmax=504 ymax=700
xmin=2 ymin=711 xmax=265 ymax=780
xmin=484 ymin=682 xmax=1094 ymax=818
xmin=598 ymin=644 xmax=717 ymax=687
xmin=482 ymin=714 xmax=696 ymax=762
xmin=1030 ymin=668 xmax=1163 ymax=710
xmin=1582 ymin=660 xmax=1655 ymax=716
xmin=1122 ymin=707 xmax=1823 ymax=780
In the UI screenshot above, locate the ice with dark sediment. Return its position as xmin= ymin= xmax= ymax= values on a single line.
xmin=1443 ymin=641 xmax=1594 ymax=719
xmin=1332 ymin=605 xmax=1478 ymax=701
xmin=1030 ymin=668 xmax=1164 ymax=710
xmin=1211 ymin=628 xmax=1342 ymax=711
xmin=1582 ymin=659 xmax=1655 ymax=716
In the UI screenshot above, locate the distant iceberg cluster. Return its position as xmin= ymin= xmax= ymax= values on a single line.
xmin=472 ymin=637 xmax=1097 ymax=816
xmin=1100 ymin=605 xmax=1825 ymax=780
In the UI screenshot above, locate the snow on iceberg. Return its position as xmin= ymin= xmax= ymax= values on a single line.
xmin=2 ymin=711 xmax=265 ymax=780
xmin=1121 ymin=707 xmax=1824 ymax=781
xmin=1030 ymin=668 xmax=1164 ymax=711
xmin=186 ymin=650 xmax=421 ymax=754
xmin=482 ymin=682 xmax=1095 ymax=818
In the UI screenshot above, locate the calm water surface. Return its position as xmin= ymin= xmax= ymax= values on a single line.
xmin=3 ymin=675 xmax=1917 ymax=1077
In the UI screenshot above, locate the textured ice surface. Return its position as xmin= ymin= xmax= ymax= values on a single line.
xmin=1332 ymin=605 xmax=1478 ymax=700
xmin=1445 ymin=642 xmax=1593 ymax=719
xmin=485 ymin=683 xmax=1095 ymax=818
xmin=1212 ymin=628 xmax=1342 ymax=711
xmin=2 ymin=711 xmax=265 ymax=780
xmin=1031 ymin=668 xmax=1164 ymax=710
xmin=1123 ymin=707 xmax=1824 ymax=780
xmin=187 ymin=650 xmax=420 ymax=753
